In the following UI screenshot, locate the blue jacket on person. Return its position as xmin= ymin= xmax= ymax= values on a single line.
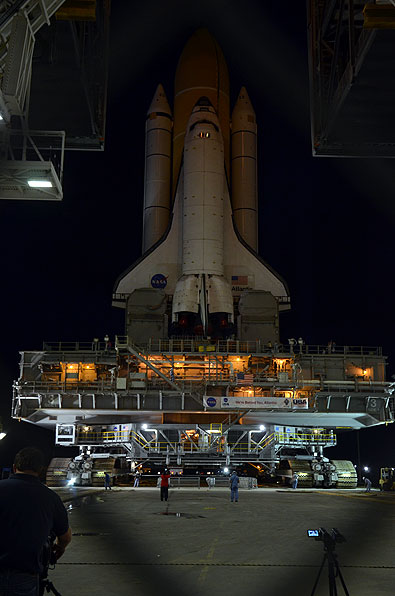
xmin=230 ymin=472 xmax=239 ymax=489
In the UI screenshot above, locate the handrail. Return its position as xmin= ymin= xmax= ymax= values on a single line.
xmin=115 ymin=337 xmax=383 ymax=357
xmin=32 ymin=338 xmax=384 ymax=357
xmin=275 ymin=432 xmax=336 ymax=445
xmin=259 ymin=432 xmax=276 ymax=450
xmin=65 ymin=428 xmax=337 ymax=452
xmin=15 ymin=378 xmax=390 ymax=397
xmin=42 ymin=341 xmax=114 ymax=352
xmin=30 ymin=338 xmax=385 ymax=357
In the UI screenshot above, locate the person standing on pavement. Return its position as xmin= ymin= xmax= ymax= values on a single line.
xmin=160 ymin=469 xmax=171 ymax=501
xmin=104 ymin=472 xmax=112 ymax=490
xmin=363 ymin=477 xmax=372 ymax=493
xmin=133 ymin=470 xmax=141 ymax=487
xmin=291 ymin=472 xmax=298 ymax=489
xmin=0 ymin=447 xmax=71 ymax=596
xmin=229 ymin=470 xmax=240 ymax=502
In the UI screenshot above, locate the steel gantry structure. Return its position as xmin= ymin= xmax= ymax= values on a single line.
xmin=0 ymin=0 xmax=110 ymax=200
xmin=308 ymin=0 xmax=395 ymax=156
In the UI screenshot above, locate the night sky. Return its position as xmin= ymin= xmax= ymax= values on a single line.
xmin=0 ymin=1 xmax=394 ymax=476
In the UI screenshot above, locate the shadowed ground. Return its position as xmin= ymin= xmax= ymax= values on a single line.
xmin=50 ymin=487 xmax=395 ymax=595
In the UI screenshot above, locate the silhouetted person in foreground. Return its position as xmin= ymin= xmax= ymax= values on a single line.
xmin=0 ymin=447 xmax=71 ymax=595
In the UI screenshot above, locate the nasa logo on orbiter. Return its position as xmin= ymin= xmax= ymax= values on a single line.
xmin=151 ymin=274 xmax=167 ymax=289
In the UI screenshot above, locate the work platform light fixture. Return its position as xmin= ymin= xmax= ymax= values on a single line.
xmin=0 ymin=131 xmax=64 ymax=200
xmin=27 ymin=179 xmax=53 ymax=188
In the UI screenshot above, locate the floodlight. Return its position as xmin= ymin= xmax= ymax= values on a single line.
xmin=259 ymin=425 xmax=265 ymax=431
xmin=27 ymin=180 xmax=53 ymax=188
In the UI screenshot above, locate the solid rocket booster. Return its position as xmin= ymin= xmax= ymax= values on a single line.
xmin=142 ymin=84 xmax=172 ymax=253
xmin=172 ymin=100 xmax=233 ymax=332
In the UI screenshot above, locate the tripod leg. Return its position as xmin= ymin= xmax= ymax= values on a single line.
xmin=328 ymin=559 xmax=338 ymax=596
xmin=311 ymin=554 xmax=327 ymax=596
xmin=335 ymin=562 xmax=350 ymax=596
xmin=47 ymin=581 xmax=62 ymax=596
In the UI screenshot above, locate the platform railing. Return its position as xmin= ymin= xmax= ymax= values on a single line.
xmin=116 ymin=336 xmax=383 ymax=357
xmin=15 ymin=380 xmax=117 ymax=393
xmin=32 ymin=338 xmax=384 ymax=358
xmin=42 ymin=341 xmax=114 ymax=352
xmin=14 ymin=374 xmax=391 ymax=398
xmin=57 ymin=428 xmax=337 ymax=453
xmin=274 ymin=432 xmax=336 ymax=446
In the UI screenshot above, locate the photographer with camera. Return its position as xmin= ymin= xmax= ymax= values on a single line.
xmin=0 ymin=447 xmax=72 ymax=596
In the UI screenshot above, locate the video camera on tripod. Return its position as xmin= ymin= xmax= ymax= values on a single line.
xmin=307 ymin=527 xmax=346 ymax=546
xmin=39 ymin=534 xmax=62 ymax=596
xmin=307 ymin=527 xmax=349 ymax=596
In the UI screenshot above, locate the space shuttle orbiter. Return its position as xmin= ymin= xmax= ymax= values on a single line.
xmin=113 ymin=29 xmax=289 ymax=342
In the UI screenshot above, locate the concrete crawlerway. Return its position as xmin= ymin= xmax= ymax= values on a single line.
xmin=50 ymin=487 xmax=395 ymax=596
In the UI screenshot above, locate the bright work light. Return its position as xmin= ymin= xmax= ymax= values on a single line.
xmin=27 ymin=180 xmax=53 ymax=188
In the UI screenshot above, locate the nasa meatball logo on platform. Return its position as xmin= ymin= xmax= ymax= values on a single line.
xmin=151 ymin=274 xmax=167 ymax=289
xmin=206 ymin=397 xmax=217 ymax=408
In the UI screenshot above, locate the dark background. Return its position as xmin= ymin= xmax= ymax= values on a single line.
xmin=0 ymin=1 xmax=394 ymax=478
